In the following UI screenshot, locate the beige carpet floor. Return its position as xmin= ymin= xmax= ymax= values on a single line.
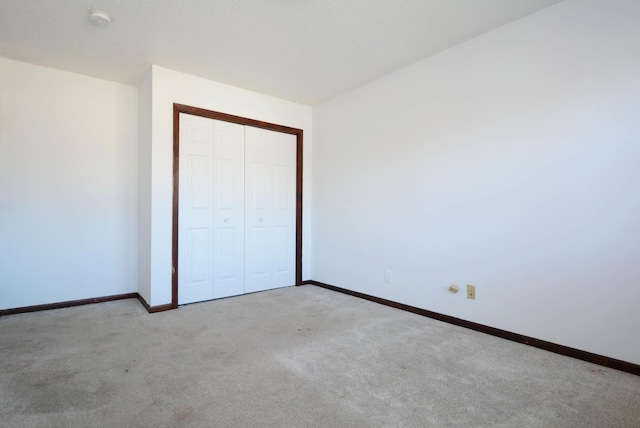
xmin=1 ymin=285 xmax=639 ymax=427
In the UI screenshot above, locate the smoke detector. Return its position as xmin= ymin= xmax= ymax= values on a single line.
xmin=89 ymin=9 xmax=112 ymax=26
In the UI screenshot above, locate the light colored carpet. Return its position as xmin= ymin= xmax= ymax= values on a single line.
xmin=1 ymin=285 xmax=638 ymax=427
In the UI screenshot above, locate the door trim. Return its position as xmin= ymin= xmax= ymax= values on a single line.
xmin=172 ymin=103 xmax=304 ymax=309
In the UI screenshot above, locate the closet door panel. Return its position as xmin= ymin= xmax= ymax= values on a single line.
xmin=212 ymin=120 xmax=245 ymax=299
xmin=244 ymin=127 xmax=296 ymax=293
xmin=178 ymin=114 xmax=215 ymax=304
xmin=245 ymin=133 xmax=274 ymax=290
xmin=271 ymin=133 xmax=297 ymax=286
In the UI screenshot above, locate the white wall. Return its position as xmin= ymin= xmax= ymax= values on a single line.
xmin=140 ymin=66 xmax=312 ymax=307
xmin=312 ymin=0 xmax=640 ymax=364
xmin=0 ymin=58 xmax=138 ymax=309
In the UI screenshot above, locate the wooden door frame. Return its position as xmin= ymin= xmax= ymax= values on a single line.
xmin=172 ymin=103 xmax=304 ymax=309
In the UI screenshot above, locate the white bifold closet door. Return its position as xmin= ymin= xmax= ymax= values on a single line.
xmin=178 ymin=113 xmax=296 ymax=305
xmin=244 ymin=126 xmax=297 ymax=294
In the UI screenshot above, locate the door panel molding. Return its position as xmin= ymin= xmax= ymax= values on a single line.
xmin=172 ymin=103 xmax=304 ymax=309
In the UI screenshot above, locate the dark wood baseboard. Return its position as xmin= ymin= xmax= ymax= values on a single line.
xmin=307 ymin=280 xmax=640 ymax=377
xmin=0 ymin=293 xmax=139 ymax=317
xmin=135 ymin=294 xmax=173 ymax=313
xmin=4 ymin=282 xmax=635 ymax=376
xmin=0 ymin=293 xmax=175 ymax=316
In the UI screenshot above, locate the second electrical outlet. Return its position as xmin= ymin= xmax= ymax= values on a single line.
xmin=467 ymin=284 xmax=476 ymax=300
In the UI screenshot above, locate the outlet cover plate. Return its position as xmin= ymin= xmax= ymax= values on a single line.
xmin=467 ymin=284 xmax=476 ymax=300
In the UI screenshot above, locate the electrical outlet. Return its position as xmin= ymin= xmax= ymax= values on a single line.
xmin=467 ymin=284 xmax=476 ymax=300
xmin=384 ymin=270 xmax=393 ymax=284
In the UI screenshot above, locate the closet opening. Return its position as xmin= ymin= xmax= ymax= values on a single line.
xmin=171 ymin=103 xmax=303 ymax=309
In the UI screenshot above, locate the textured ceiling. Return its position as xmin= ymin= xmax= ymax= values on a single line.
xmin=0 ymin=0 xmax=562 ymax=105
